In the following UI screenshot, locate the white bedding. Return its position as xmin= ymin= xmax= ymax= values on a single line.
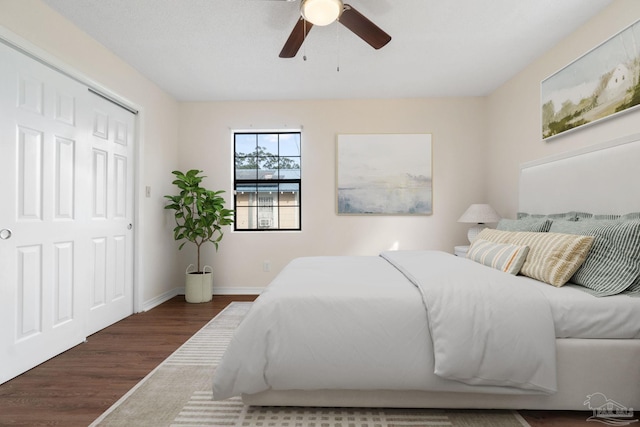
xmin=448 ymin=256 xmax=640 ymax=339
xmin=212 ymin=250 xmax=559 ymax=400
xmin=523 ymin=279 xmax=640 ymax=339
xmin=381 ymin=250 xmax=556 ymax=393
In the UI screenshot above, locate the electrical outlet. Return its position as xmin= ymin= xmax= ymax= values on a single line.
xmin=145 ymin=186 xmax=151 ymax=198
xmin=263 ymin=261 xmax=271 ymax=272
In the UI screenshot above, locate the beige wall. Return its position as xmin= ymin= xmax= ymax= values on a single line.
xmin=4 ymin=0 xmax=638 ymax=296
xmin=486 ymin=0 xmax=640 ymax=218
xmin=178 ymin=99 xmax=487 ymax=290
xmin=0 ymin=0 xmax=183 ymax=308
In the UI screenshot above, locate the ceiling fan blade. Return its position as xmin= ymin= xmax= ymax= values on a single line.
xmin=279 ymin=18 xmax=313 ymax=58
xmin=339 ymin=4 xmax=391 ymax=50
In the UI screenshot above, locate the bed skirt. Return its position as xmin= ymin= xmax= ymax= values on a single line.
xmin=243 ymin=338 xmax=640 ymax=410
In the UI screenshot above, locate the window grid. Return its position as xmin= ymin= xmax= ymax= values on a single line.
xmin=233 ymin=131 xmax=301 ymax=231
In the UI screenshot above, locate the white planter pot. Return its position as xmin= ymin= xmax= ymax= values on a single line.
xmin=185 ymin=264 xmax=213 ymax=303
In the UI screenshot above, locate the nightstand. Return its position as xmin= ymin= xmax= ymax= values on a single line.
xmin=454 ymin=245 xmax=469 ymax=257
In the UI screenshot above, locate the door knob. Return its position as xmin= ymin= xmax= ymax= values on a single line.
xmin=0 ymin=229 xmax=12 ymax=240
xmin=127 ymin=224 xmax=133 ymax=230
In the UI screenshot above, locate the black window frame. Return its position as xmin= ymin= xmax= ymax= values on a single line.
xmin=233 ymin=131 xmax=302 ymax=231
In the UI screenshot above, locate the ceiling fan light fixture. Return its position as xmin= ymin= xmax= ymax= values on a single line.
xmin=300 ymin=0 xmax=343 ymax=26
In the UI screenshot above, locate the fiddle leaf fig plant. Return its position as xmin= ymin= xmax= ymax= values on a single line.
xmin=164 ymin=169 xmax=234 ymax=273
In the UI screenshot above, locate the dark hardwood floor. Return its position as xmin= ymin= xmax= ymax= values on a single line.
xmin=0 ymin=295 xmax=256 ymax=426
xmin=0 ymin=295 xmax=593 ymax=426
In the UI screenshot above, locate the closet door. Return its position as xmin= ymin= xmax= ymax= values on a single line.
xmin=85 ymin=92 xmax=135 ymax=336
xmin=0 ymin=41 xmax=135 ymax=384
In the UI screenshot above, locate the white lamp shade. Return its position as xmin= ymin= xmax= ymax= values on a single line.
xmin=301 ymin=0 xmax=343 ymax=26
xmin=458 ymin=204 xmax=501 ymax=224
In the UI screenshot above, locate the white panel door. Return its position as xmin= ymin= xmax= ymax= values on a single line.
xmin=85 ymin=92 xmax=135 ymax=336
xmin=0 ymin=41 xmax=135 ymax=384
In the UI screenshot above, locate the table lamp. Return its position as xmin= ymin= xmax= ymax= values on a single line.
xmin=458 ymin=204 xmax=501 ymax=243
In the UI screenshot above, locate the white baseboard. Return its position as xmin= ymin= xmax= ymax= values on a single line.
xmin=141 ymin=288 xmax=181 ymax=312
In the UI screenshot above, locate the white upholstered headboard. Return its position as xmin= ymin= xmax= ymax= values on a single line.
xmin=519 ymin=133 xmax=640 ymax=215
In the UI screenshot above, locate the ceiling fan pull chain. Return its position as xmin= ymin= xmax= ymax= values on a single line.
xmin=303 ymin=19 xmax=308 ymax=61
xmin=336 ymin=19 xmax=340 ymax=72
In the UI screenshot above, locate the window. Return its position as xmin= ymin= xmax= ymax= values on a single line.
xmin=233 ymin=131 xmax=301 ymax=231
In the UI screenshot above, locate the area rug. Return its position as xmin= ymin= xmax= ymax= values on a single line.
xmin=91 ymin=302 xmax=530 ymax=427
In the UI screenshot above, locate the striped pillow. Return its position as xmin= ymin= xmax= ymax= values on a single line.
xmin=550 ymin=219 xmax=620 ymax=233
xmin=591 ymin=212 xmax=639 ymax=221
xmin=467 ymin=239 xmax=529 ymax=275
xmin=476 ymin=229 xmax=594 ymax=287
xmin=497 ymin=218 xmax=552 ymax=232
xmin=550 ymin=220 xmax=640 ymax=296
xmin=517 ymin=211 xmax=577 ymax=220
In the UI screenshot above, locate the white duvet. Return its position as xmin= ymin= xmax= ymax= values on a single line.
xmin=212 ymin=251 xmax=557 ymax=400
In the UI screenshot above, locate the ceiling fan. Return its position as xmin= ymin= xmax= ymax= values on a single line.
xmin=277 ymin=0 xmax=392 ymax=58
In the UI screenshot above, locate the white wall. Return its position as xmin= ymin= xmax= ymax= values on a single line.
xmin=0 ymin=0 xmax=486 ymax=300
xmin=178 ymin=98 xmax=487 ymax=290
xmin=487 ymin=0 xmax=640 ymax=218
xmin=8 ymin=0 xmax=635 ymax=297
xmin=0 ymin=0 xmax=183 ymax=308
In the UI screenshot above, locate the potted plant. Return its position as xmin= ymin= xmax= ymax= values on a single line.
xmin=164 ymin=169 xmax=234 ymax=303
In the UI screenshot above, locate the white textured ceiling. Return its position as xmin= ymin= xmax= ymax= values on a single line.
xmin=42 ymin=0 xmax=613 ymax=101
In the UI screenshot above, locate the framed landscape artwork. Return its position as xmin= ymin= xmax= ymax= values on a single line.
xmin=541 ymin=19 xmax=640 ymax=140
xmin=336 ymin=133 xmax=432 ymax=215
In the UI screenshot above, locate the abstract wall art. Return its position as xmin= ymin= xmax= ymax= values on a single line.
xmin=336 ymin=133 xmax=432 ymax=215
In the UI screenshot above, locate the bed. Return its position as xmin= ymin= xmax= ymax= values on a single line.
xmin=212 ymin=134 xmax=640 ymax=410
